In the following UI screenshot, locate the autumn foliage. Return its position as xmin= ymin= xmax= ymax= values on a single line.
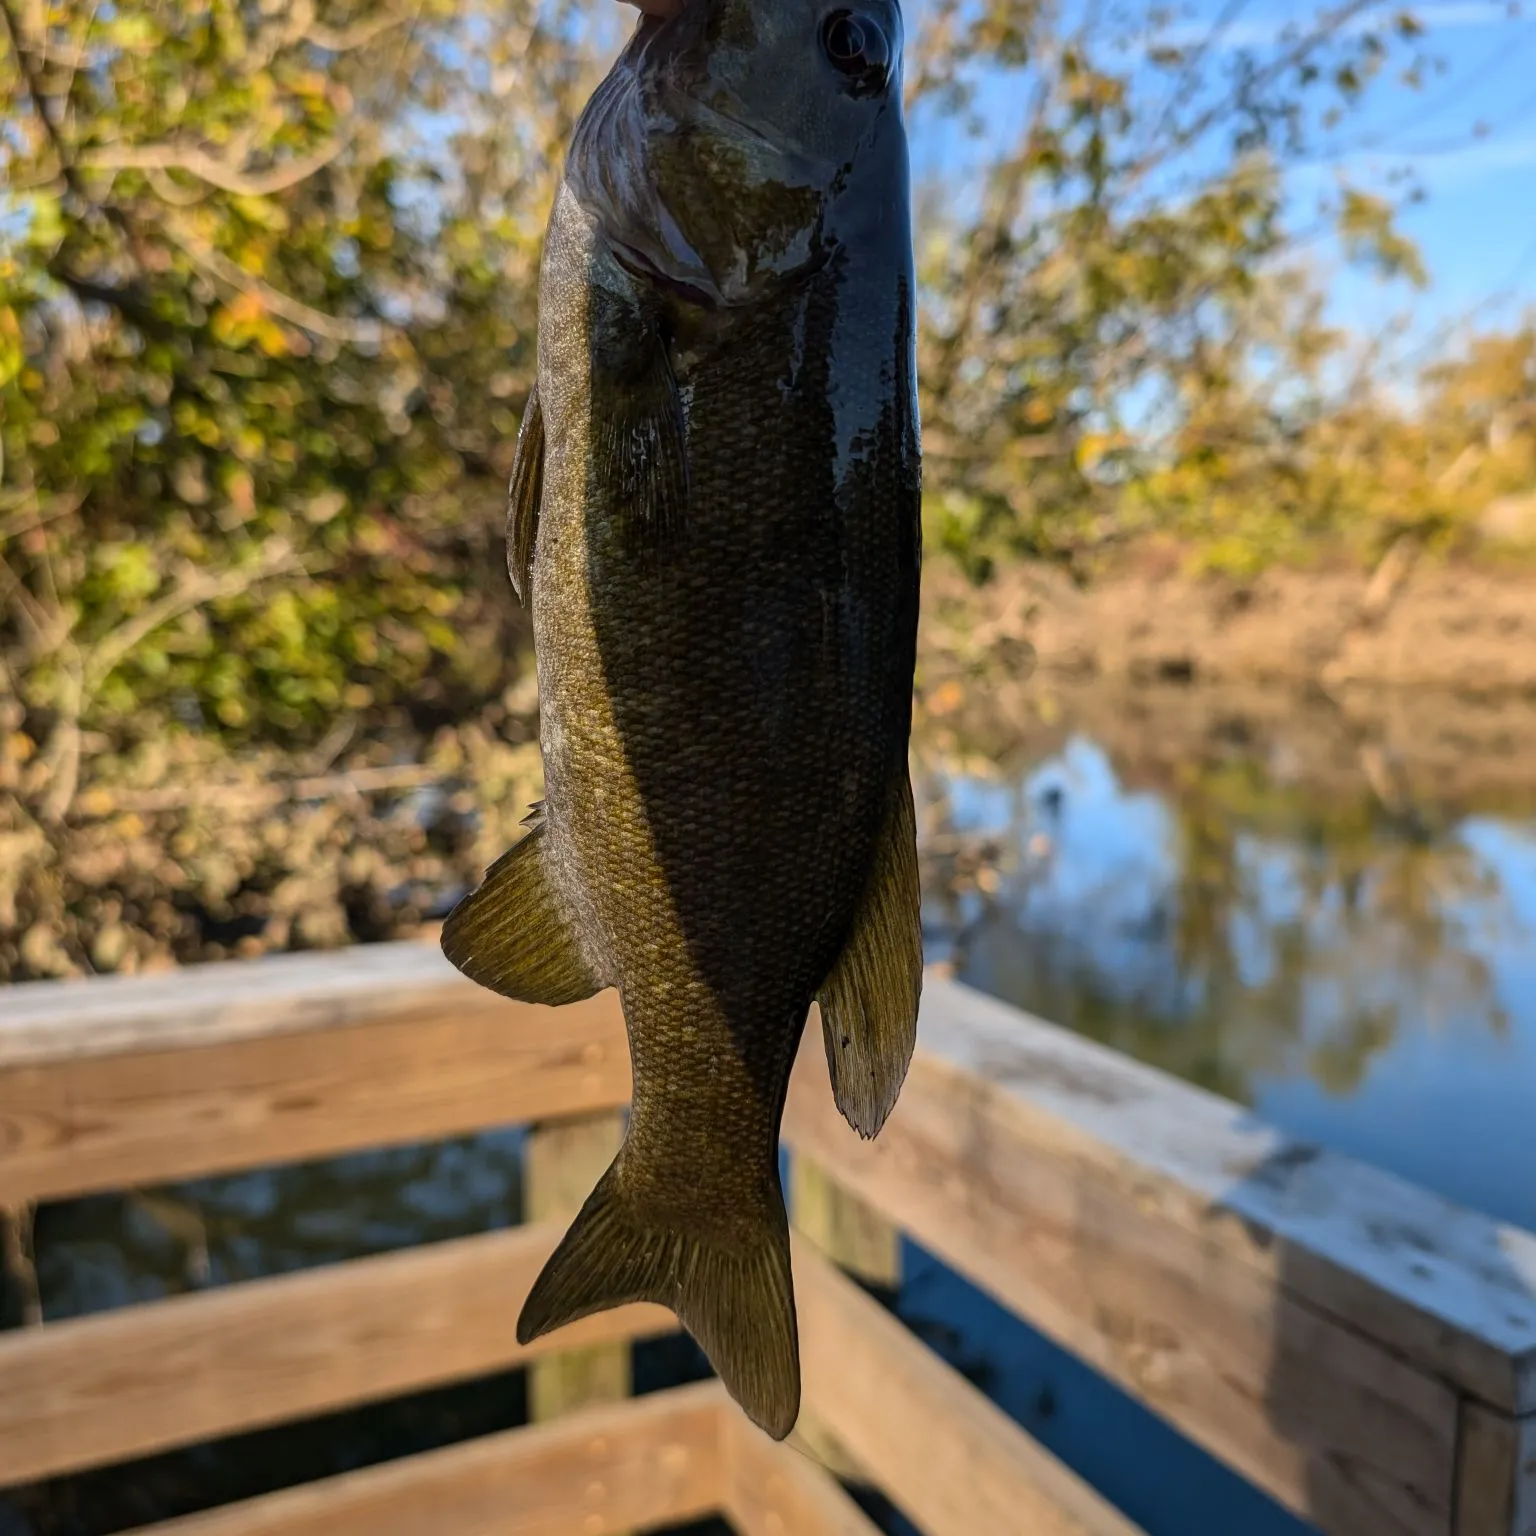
xmin=1 ymin=0 xmax=1532 ymax=978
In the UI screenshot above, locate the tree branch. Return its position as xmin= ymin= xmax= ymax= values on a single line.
xmin=0 ymin=0 xmax=81 ymax=199
xmin=0 ymin=0 xmax=148 ymax=269
xmin=43 ymin=256 xmax=175 ymax=336
xmin=71 ymin=762 xmax=443 ymax=819
xmin=82 ymin=541 xmax=307 ymax=694
xmin=80 ymin=135 xmax=346 ymax=198
xmin=163 ymin=220 xmax=384 ymax=344
xmin=305 ymin=9 xmax=416 ymax=52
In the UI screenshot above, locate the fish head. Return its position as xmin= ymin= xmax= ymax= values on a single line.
xmin=567 ymin=0 xmax=908 ymax=308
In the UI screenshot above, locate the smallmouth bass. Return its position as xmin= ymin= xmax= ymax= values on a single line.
xmin=443 ymin=0 xmax=921 ymax=1439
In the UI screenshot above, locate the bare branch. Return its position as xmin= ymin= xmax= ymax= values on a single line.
xmin=70 ymin=762 xmax=443 ymax=819
xmin=146 ymin=166 xmax=212 ymax=207
xmin=1148 ymin=0 xmax=1254 ymax=145
xmin=0 ymin=488 xmax=88 ymax=544
xmin=163 ymin=220 xmax=384 ymax=344
xmin=44 ymin=257 xmax=175 ymax=336
xmin=82 ymin=541 xmax=307 ymax=694
xmin=0 ymin=0 xmax=74 ymax=185
xmin=37 ymin=658 xmax=84 ymax=825
xmin=1130 ymin=0 xmax=1384 ymax=180
xmin=305 ymin=9 xmax=416 ymax=52
xmin=80 ymin=135 xmax=346 ymax=198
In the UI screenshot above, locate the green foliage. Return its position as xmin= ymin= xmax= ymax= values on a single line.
xmin=1 ymin=0 xmax=606 ymax=766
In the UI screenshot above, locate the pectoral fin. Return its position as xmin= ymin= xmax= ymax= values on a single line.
xmin=507 ymin=383 xmax=545 ymax=605
xmin=441 ymin=821 xmax=601 ymax=1006
xmin=591 ymin=325 xmax=688 ymax=559
xmin=817 ymin=769 xmax=923 ymax=1138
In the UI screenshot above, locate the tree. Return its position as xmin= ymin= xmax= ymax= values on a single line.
xmin=0 ymin=0 xmax=609 ymax=809
xmin=904 ymin=0 xmax=1458 ymax=573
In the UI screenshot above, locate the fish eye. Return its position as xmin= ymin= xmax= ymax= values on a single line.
xmin=819 ymin=9 xmax=890 ymax=96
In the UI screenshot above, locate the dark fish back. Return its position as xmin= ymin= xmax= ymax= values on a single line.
xmin=583 ymin=265 xmax=917 ymax=1035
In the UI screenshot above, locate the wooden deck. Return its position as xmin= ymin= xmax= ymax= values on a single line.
xmin=2 ymin=942 xmax=1534 ymax=1536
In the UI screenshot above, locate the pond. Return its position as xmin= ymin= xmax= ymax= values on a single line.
xmin=917 ymin=684 xmax=1536 ymax=1235
xmin=5 ymin=680 xmax=1534 ymax=1536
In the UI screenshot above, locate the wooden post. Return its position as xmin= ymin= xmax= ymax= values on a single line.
xmin=788 ymin=1152 xmax=900 ymax=1483
xmin=1453 ymin=1401 xmax=1536 ymax=1536
xmin=1 ymin=1200 xmax=41 ymax=1326
xmin=523 ymin=1112 xmax=631 ymax=1422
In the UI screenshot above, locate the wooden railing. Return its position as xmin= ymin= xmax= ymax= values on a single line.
xmin=2 ymin=941 xmax=1533 ymax=1536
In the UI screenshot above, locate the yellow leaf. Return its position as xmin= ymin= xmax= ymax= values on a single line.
xmin=0 ymin=305 xmax=23 ymax=389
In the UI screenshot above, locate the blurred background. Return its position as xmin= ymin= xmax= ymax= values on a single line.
xmin=3 ymin=0 xmax=1535 ymax=1531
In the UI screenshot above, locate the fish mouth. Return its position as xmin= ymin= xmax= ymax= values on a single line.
xmin=581 ymin=13 xmax=836 ymax=310
xmin=626 ymin=7 xmax=831 ymax=178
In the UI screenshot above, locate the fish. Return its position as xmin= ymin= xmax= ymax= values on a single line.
xmin=441 ymin=0 xmax=922 ymax=1440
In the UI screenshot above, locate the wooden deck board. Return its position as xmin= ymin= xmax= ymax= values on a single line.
xmin=784 ymin=976 xmax=1536 ymax=1426
xmin=0 ymin=987 xmax=630 ymax=1206
xmin=0 ymin=1219 xmax=675 ymax=1486
xmin=5 ymin=945 xmax=1534 ymax=1531
xmin=784 ymin=1015 xmax=1461 ymax=1534
xmin=792 ymin=1234 xmax=1147 ymax=1536
xmin=1453 ymin=1403 xmax=1536 ymax=1536
xmin=117 ymin=1382 xmax=724 ymax=1536
xmin=722 ymin=1412 xmax=886 ymax=1536
xmin=0 ymin=943 xmax=473 ymax=1068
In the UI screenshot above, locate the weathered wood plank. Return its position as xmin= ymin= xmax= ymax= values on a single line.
xmin=0 ymin=989 xmax=630 ymax=1206
xmin=788 ymin=1147 xmax=899 ymax=1484
xmin=791 ymin=1145 xmax=900 ymax=1290
xmin=792 ymin=1234 xmax=1147 ymax=1536
xmin=120 ymin=1382 xmax=724 ymax=1536
xmin=12 ymin=947 xmax=1529 ymax=1417
xmin=1457 ymin=1402 xmax=1519 ymax=1536
xmin=874 ymin=979 xmax=1536 ymax=1416
xmin=524 ymin=1112 xmax=631 ymax=1422
xmin=722 ymin=1407 xmax=885 ymax=1536
xmin=784 ymin=994 xmax=1464 ymax=1536
xmin=1454 ymin=1403 xmax=1536 ymax=1536
xmin=0 ymin=942 xmax=470 ymax=1067
xmin=8 ymin=944 xmax=1532 ymax=1526
xmin=0 ymin=1219 xmax=675 ymax=1486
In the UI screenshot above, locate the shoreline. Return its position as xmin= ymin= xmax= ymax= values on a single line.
xmin=920 ymin=556 xmax=1536 ymax=696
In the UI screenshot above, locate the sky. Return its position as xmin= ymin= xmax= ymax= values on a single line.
xmin=1288 ymin=1 xmax=1536 ymax=353
xmin=901 ymin=0 xmax=1536 ymax=371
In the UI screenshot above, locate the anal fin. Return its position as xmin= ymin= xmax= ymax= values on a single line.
xmin=441 ymin=820 xmax=601 ymax=1006
xmin=817 ymin=768 xmax=923 ymax=1139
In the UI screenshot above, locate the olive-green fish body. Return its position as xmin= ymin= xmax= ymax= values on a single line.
xmin=443 ymin=0 xmax=922 ymax=1440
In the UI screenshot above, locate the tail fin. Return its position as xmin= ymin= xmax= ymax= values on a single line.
xmin=517 ymin=1159 xmax=800 ymax=1439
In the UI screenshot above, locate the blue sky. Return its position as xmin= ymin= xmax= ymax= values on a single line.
xmin=1288 ymin=1 xmax=1536 ymax=352
xmin=897 ymin=0 xmax=1536 ymax=369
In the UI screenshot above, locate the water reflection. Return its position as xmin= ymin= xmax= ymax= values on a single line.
xmin=920 ymin=732 xmax=1536 ymax=1233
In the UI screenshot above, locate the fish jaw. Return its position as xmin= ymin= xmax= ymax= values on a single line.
xmin=566 ymin=52 xmax=833 ymax=311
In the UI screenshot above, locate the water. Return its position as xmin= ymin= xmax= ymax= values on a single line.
xmin=6 ymin=683 xmax=1535 ymax=1535
xmin=920 ymin=728 xmax=1536 ymax=1233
